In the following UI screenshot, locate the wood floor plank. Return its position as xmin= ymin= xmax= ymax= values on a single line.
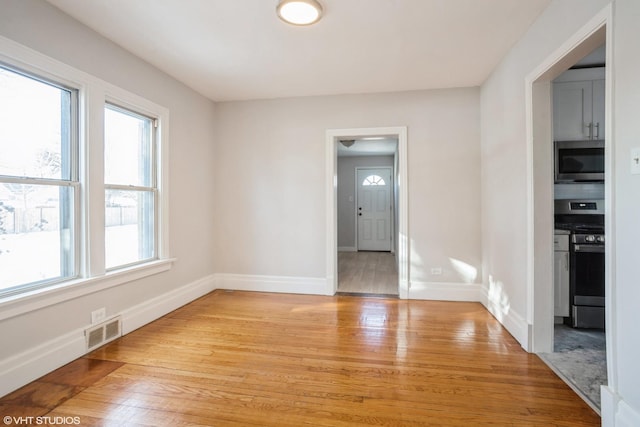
xmin=0 ymin=290 xmax=600 ymax=426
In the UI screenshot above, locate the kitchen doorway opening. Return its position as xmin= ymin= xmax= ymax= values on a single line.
xmin=526 ymin=11 xmax=611 ymax=415
xmin=325 ymin=127 xmax=408 ymax=298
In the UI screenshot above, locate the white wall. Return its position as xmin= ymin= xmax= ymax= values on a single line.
xmin=0 ymin=0 xmax=217 ymax=395
xmin=610 ymin=0 xmax=640 ymax=422
xmin=337 ymin=155 xmax=394 ymax=250
xmin=482 ymin=0 xmax=640 ymax=423
xmin=213 ymin=89 xmax=482 ymax=293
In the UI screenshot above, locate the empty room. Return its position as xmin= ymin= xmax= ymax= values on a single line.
xmin=0 ymin=0 xmax=639 ymax=425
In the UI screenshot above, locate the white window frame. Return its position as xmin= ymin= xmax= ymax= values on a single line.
xmin=103 ymin=102 xmax=159 ymax=271
xmin=0 ymin=36 xmax=172 ymax=321
xmin=0 ymin=64 xmax=80 ymax=293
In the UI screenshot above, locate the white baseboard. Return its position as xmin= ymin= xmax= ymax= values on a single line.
xmin=479 ymin=284 xmax=528 ymax=347
xmin=120 ymin=274 xmax=216 ymax=334
xmin=408 ymin=281 xmax=483 ymax=302
xmin=0 ymin=274 xmax=217 ymax=398
xmin=338 ymin=246 xmax=357 ymax=252
xmin=214 ymin=273 xmax=329 ymax=295
xmin=601 ymin=386 xmax=640 ymax=427
xmin=617 ymin=399 xmax=640 ymax=427
xmin=601 ymin=385 xmax=618 ymax=427
xmin=0 ymin=326 xmax=87 ymax=398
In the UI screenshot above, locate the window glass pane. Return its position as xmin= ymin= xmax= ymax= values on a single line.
xmin=0 ymin=66 xmax=72 ymax=180
xmin=0 ymin=183 xmax=74 ymax=292
xmin=104 ymin=105 xmax=153 ymax=186
xmin=105 ymin=189 xmax=154 ymax=269
xmin=362 ymin=175 xmax=386 ymax=186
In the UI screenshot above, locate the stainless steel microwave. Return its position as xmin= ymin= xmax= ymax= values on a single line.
xmin=555 ymin=140 xmax=605 ymax=182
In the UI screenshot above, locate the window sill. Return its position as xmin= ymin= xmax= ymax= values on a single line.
xmin=0 ymin=258 xmax=175 ymax=322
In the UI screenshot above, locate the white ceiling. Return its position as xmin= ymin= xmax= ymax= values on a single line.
xmin=46 ymin=0 xmax=552 ymax=102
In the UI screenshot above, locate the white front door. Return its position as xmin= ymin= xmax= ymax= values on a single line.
xmin=357 ymin=168 xmax=392 ymax=251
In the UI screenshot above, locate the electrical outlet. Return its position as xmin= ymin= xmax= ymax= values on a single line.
xmin=431 ymin=267 xmax=442 ymax=275
xmin=91 ymin=307 xmax=106 ymax=324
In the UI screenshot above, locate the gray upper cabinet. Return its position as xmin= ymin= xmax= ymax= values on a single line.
xmin=553 ymin=68 xmax=605 ymax=141
xmin=591 ymin=78 xmax=605 ymax=139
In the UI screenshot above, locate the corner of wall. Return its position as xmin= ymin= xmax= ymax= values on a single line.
xmin=213 ymin=273 xmax=329 ymax=296
xmin=479 ymin=283 xmax=529 ymax=349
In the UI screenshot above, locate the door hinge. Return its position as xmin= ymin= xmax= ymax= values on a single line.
xmin=153 ymin=119 xmax=159 ymax=128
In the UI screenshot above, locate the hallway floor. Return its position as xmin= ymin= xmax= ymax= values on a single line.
xmin=337 ymin=251 xmax=398 ymax=296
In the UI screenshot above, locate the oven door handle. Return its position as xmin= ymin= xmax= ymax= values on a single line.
xmin=573 ymin=244 xmax=605 ymax=253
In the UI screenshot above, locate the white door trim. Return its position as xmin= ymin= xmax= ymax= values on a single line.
xmin=326 ymin=127 xmax=408 ymax=298
xmin=355 ymin=166 xmax=393 ymax=252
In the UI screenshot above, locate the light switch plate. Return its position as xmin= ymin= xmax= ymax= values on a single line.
xmin=632 ymin=148 xmax=640 ymax=175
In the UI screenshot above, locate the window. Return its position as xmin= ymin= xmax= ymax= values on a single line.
xmin=362 ymin=175 xmax=386 ymax=186
xmin=0 ymin=65 xmax=78 ymax=294
xmin=0 ymin=42 xmax=170 ymax=305
xmin=104 ymin=104 xmax=157 ymax=269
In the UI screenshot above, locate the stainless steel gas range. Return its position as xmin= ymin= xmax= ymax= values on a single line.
xmin=555 ymin=199 xmax=605 ymax=329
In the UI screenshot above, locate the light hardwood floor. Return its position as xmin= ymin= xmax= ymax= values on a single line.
xmin=338 ymin=251 xmax=398 ymax=296
xmin=0 ymin=290 xmax=599 ymax=426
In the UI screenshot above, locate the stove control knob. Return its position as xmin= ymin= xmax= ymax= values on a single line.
xmin=585 ymin=235 xmax=596 ymax=242
xmin=597 ymin=236 xmax=605 ymax=243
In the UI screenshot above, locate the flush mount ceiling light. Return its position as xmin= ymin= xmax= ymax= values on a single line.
xmin=340 ymin=139 xmax=355 ymax=148
xmin=277 ymin=0 xmax=323 ymax=26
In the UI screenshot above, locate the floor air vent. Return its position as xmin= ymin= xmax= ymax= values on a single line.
xmin=85 ymin=316 xmax=122 ymax=352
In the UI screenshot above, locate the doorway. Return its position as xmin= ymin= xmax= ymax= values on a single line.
xmin=325 ymin=127 xmax=408 ymax=298
xmin=338 ymin=161 xmax=395 ymax=295
xmin=526 ymin=11 xmax=611 ymax=414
